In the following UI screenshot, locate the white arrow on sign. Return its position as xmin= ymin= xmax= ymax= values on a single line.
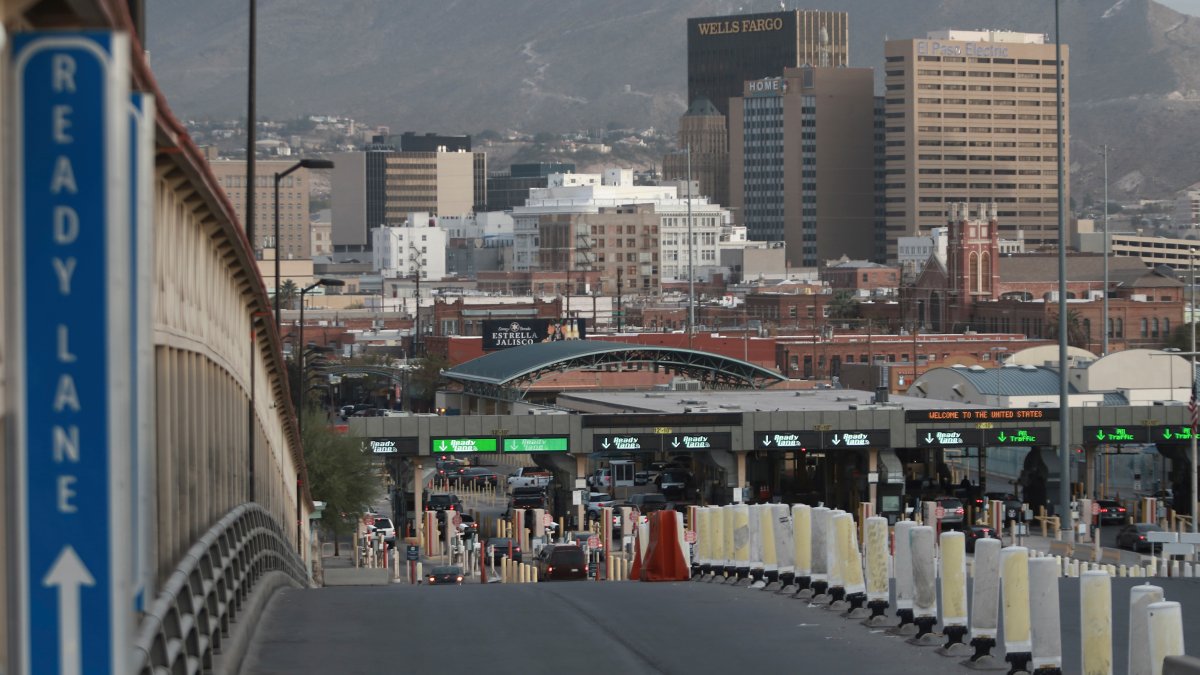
xmin=925 ymin=433 xmax=935 ymax=444
xmin=672 ymin=437 xmax=680 ymax=448
xmin=44 ymin=546 xmax=94 ymax=675
xmin=439 ymin=440 xmax=447 ymax=452
xmin=762 ymin=436 xmax=772 ymax=446
xmin=601 ymin=438 xmax=610 ymax=449
xmin=831 ymin=434 xmax=842 ymax=445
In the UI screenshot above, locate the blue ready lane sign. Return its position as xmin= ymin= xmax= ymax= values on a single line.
xmin=9 ymin=31 xmax=132 ymax=675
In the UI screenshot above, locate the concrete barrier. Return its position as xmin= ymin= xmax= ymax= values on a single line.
xmin=908 ymin=526 xmax=939 ymax=645
xmin=772 ymin=504 xmax=795 ymax=592
xmin=1149 ymin=601 xmax=1186 ymax=675
xmin=937 ymin=531 xmax=970 ymax=655
xmin=708 ymin=506 xmax=726 ymax=582
xmin=695 ymin=507 xmax=710 ymax=579
xmin=809 ymin=507 xmax=832 ymax=601
xmin=1001 ymin=546 xmax=1033 ymax=673
xmin=1163 ymin=656 xmax=1200 ymax=675
xmin=791 ymin=504 xmax=813 ymax=598
xmin=835 ymin=513 xmax=868 ymax=617
xmin=889 ymin=520 xmax=918 ymax=635
xmin=732 ymin=504 xmax=751 ymax=585
xmin=1080 ymin=570 xmax=1112 ymax=675
xmin=863 ymin=516 xmax=890 ymax=624
xmin=825 ymin=510 xmax=848 ymax=608
xmin=1128 ymin=584 xmax=1165 ymax=675
xmin=1029 ymin=556 xmax=1063 ymax=672
xmin=963 ymin=537 xmax=1002 ymax=668
xmin=757 ymin=504 xmax=780 ymax=590
xmin=748 ymin=504 xmax=766 ymax=588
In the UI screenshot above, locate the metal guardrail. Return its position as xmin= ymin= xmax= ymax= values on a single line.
xmin=132 ymin=504 xmax=309 ymax=674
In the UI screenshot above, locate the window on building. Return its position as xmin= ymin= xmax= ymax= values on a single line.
xmin=1141 ymin=318 xmax=1149 ymax=338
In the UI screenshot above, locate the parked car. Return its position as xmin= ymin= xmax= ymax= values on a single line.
xmin=534 ymin=544 xmax=588 ymax=581
xmin=934 ymin=497 xmax=965 ymax=529
xmin=587 ymin=468 xmax=612 ymax=490
xmin=964 ymin=525 xmax=1002 ymax=553
xmin=486 ymin=537 xmax=522 ymax=564
xmin=426 ymin=565 xmax=464 ymax=585
xmin=1116 ymin=523 xmax=1166 ymax=553
xmin=1095 ymin=499 xmax=1128 ymax=526
xmin=507 ymin=467 xmax=552 ymax=490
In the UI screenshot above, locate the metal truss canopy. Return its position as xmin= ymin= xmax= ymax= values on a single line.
xmin=443 ymin=340 xmax=783 ymax=401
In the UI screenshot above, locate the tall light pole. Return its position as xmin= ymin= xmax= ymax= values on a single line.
xmin=686 ymin=144 xmax=695 ymax=339
xmin=1102 ymin=145 xmax=1110 ymax=355
xmin=1191 ymin=248 xmax=1197 ymax=533
xmin=246 ymin=0 xmax=256 ymax=245
xmin=296 ymin=278 xmax=345 ymax=440
xmin=274 ymin=158 xmax=334 ymax=334
xmin=1054 ymin=0 xmax=1072 ymax=538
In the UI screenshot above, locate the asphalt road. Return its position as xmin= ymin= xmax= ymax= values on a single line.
xmin=242 ymin=581 xmax=971 ymax=675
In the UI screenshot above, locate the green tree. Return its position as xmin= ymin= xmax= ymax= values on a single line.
xmin=277 ymin=279 xmax=299 ymax=310
xmin=1167 ymin=323 xmax=1199 ymax=351
xmin=300 ymin=409 xmax=376 ymax=555
xmin=406 ymin=354 xmax=449 ymax=412
xmin=826 ymin=291 xmax=861 ymax=320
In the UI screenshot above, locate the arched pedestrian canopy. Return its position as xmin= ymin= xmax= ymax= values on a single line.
xmin=324 ymin=364 xmax=408 ymax=385
xmin=443 ymin=340 xmax=784 ymax=401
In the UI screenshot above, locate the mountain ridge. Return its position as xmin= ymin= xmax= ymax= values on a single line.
xmin=146 ymin=0 xmax=1200 ymax=200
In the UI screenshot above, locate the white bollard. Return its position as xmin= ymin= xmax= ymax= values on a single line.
xmin=937 ymin=531 xmax=969 ymax=654
xmin=695 ymin=507 xmax=710 ymax=579
xmin=1029 ymin=557 xmax=1063 ymax=672
xmin=863 ymin=517 xmax=890 ymax=624
xmin=1147 ymin=601 xmax=1185 ymax=675
xmin=825 ymin=509 xmax=847 ymax=606
xmin=809 ymin=507 xmax=832 ymax=600
xmin=748 ymin=504 xmax=767 ymax=588
xmin=1186 ymin=563 xmax=1194 ymax=578
xmin=721 ymin=504 xmax=736 ymax=582
xmin=966 ymin=538 xmax=1003 ymax=666
xmin=1128 ymin=584 xmax=1166 ymax=675
xmin=908 ymin=525 xmax=939 ymax=644
xmin=769 ymin=504 xmax=792 ymax=591
xmin=731 ymin=504 xmax=751 ymax=585
xmin=890 ymin=520 xmax=918 ymax=635
xmin=1080 ymin=570 xmax=1112 ymax=675
xmin=792 ymin=504 xmax=813 ymax=598
xmin=1170 ymin=560 xmax=1180 ymax=578
xmin=709 ymin=505 xmax=727 ymax=582
xmin=1001 ymin=546 xmax=1033 ymax=673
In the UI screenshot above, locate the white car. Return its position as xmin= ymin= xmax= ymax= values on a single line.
xmin=370 ymin=516 xmax=395 ymax=541
xmin=586 ymin=492 xmax=618 ymax=519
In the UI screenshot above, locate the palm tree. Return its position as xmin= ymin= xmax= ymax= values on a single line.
xmin=276 ymin=279 xmax=299 ymax=310
xmin=1046 ymin=309 xmax=1089 ymax=349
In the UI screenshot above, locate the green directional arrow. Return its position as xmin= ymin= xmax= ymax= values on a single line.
xmin=1096 ymin=429 xmax=1105 ymax=441
xmin=997 ymin=432 xmax=1007 ymax=443
xmin=1164 ymin=429 xmax=1174 ymax=440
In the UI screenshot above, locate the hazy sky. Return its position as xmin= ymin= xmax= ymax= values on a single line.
xmin=1158 ymin=0 xmax=1200 ymax=15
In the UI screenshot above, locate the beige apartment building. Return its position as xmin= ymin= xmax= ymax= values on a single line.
xmin=728 ymin=66 xmax=877 ymax=268
xmin=210 ymin=159 xmax=314 ymax=258
xmin=883 ymin=30 xmax=1069 ymax=259
xmin=383 ymin=151 xmax=485 ymax=222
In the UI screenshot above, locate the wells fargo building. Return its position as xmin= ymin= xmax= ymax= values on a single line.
xmin=687 ymin=10 xmax=849 ymax=119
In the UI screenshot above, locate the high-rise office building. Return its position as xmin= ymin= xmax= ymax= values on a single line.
xmin=210 ymin=159 xmax=314 ymax=258
xmin=728 ymin=66 xmax=877 ymax=268
xmin=487 ymin=162 xmax=576 ymax=212
xmin=687 ymin=9 xmax=849 ymax=120
xmin=332 ymin=137 xmax=486 ymax=254
xmin=883 ymin=30 xmax=1070 ymax=259
xmin=663 ymin=98 xmax=729 ymax=208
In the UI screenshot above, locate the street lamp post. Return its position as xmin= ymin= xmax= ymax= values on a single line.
xmin=686 ymin=144 xmax=694 ymax=340
xmin=1191 ymin=249 xmax=1197 ymax=532
xmin=1102 ymin=145 xmax=1110 ymax=356
xmin=297 ymin=278 xmax=345 ymax=441
xmin=1054 ymin=0 xmax=1072 ymax=539
xmin=275 ymin=159 xmax=334 ymax=334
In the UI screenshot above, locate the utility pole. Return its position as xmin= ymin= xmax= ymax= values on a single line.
xmin=1053 ymin=0 xmax=1072 ymax=539
xmin=410 ymin=241 xmax=422 ymax=357
xmin=686 ymin=144 xmax=695 ymax=340
xmin=616 ymin=267 xmax=623 ymax=333
xmin=1102 ymin=144 xmax=1110 ymax=355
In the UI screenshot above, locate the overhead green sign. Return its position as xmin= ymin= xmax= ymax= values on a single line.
xmin=1160 ymin=427 xmax=1196 ymax=442
xmin=503 ymin=437 xmax=570 ymax=453
xmin=432 ymin=437 xmax=498 ymax=453
xmin=1085 ymin=426 xmax=1147 ymax=443
xmin=992 ymin=429 xmax=1045 ymax=445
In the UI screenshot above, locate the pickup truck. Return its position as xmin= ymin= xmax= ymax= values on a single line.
xmin=507 ymin=467 xmax=552 ymax=490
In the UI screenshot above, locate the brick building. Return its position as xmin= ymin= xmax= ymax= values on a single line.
xmin=820 ymin=259 xmax=901 ymax=295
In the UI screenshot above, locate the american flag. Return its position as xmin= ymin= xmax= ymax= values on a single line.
xmin=1190 ymin=380 xmax=1199 ymax=432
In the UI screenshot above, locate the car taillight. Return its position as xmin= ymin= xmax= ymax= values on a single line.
xmin=1119 ymin=508 xmax=1127 ymax=512
xmin=428 ymin=576 xmax=436 ymax=582
xmin=449 ymin=505 xmax=455 ymax=511
xmin=547 ymin=566 xmax=554 ymax=573
xmin=956 ymin=508 xmax=964 ymax=515
xmin=1139 ymin=535 xmax=1146 ymax=540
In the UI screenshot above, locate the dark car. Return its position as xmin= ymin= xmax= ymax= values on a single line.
xmin=964 ymin=525 xmax=1003 ymax=553
xmin=455 ymin=466 xmax=499 ymax=488
xmin=1116 ymin=523 xmax=1166 ymax=553
xmin=426 ymin=493 xmax=463 ymax=522
xmin=506 ymin=486 xmax=548 ymax=515
xmin=1095 ymin=499 xmax=1128 ymax=526
xmin=985 ymin=492 xmax=1024 ymax=524
xmin=534 ymin=544 xmax=588 ymax=581
xmin=629 ymin=493 xmax=670 ymax=514
xmin=656 ymin=470 xmax=693 ymax=501
xmin=487 ymin=537 xmax=522 ymax=564
xmin=426 ymin=565 xmax=464 ymax=585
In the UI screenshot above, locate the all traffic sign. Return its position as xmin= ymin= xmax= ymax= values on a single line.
xmin=11 ymin=30 xmax=134 ymax=675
